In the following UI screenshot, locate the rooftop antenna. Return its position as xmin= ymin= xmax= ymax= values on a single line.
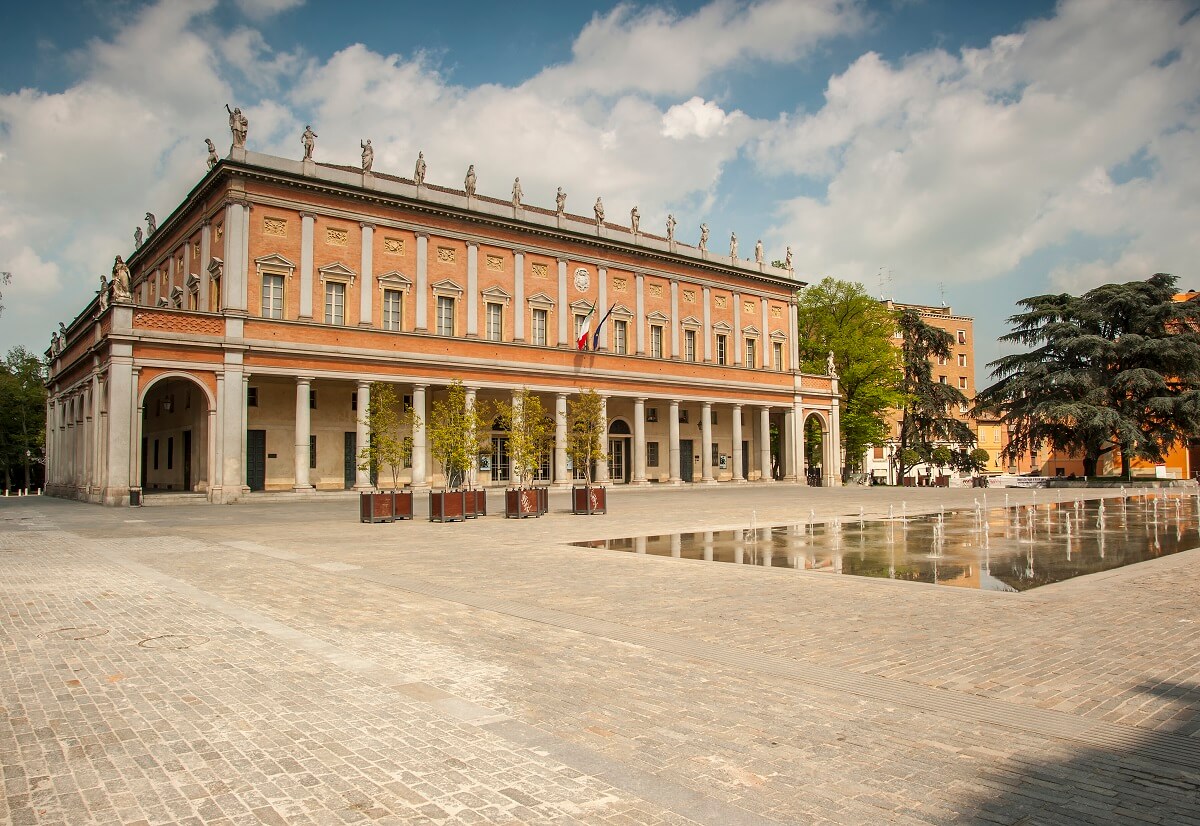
xmin=877 ymin=266 xmax=892 ymax=301
xmin=938 ymin=281 xmax=947 ymax=307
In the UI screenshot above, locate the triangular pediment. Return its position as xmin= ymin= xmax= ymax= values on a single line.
xmin=742 ymin=324 xmax=760 ymax=335
xmin=769 ymin=330 xmax=787 ymax=341
xmin=207 ymin=257 xmax=224 ymax=277
xmin=526 ymin=291 xmax=555 ymax=307
xmin=376 ymin=270 xmax=412 ymax=289
xmin=185 ymin=273 xmax=200 ymax=290
xmin=254 ymin=253 xmax=296 ymax=269
xmin=318 ymin=262 xmax=357 ymax=280
xmin=712 ymin=321 xmax=733 ymax=333
xmin=569 ymin=299 xmax=595 ymax=313
xmin=608 ymin=302 xmax=633 ymax=319
xmin=680 ymin=315 xmax=702 ymax=328
xmin=430 ymin=278 xmax=463 ymax=295
xmin=481 ymin=285 xmax=512 ymax=304
xmin=646 ymin=310 xmax=670 ymax=323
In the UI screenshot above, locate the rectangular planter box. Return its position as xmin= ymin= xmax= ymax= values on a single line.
xmin=504 ymin=488 xmax=540 ymax=518
xmin=392 ymin=489 xmax=414 ymax=520
xmin=360 ymin=491 xmax=395 ymax=523
xmin=535 ymin=486 xmax=549 ymax=516
xmin=571 ymin=485 xmax=607 ymax=515
xmin=430 ymin=489 xmax=466 ymax=523
xmin=463 ymin=488 xmax=487 ymax=518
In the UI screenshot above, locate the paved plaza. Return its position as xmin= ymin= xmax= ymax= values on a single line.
xmin=2 ymin=485 xmax=1199 ymax=825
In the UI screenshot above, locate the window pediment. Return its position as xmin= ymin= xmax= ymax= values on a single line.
xmin=742 ymin=325 xmax=760 ymax=336
xmin=482 ymin=285 xmax=512 ymax=306
xmin=319 ymin=262 xmax=357 ymax=286
xmin=254 ymin=253 xmax=296 ymax=270
xmin=769 ymin=330 xmax=787 ymax=341
xmin=527 ymin=291 xmax=555 ymax=309
xmin=568 ymin=299 xmax=594 ymax=313
xmin=185 ymin=273 xmax=199 ymax=291
xmin=377 ymin=271 xmax=412 ymax=293
xmin=712 ymin=321 xmax=733 ymax=333
xmin=430 ymin=278 xmax=463 ymax=297
xmin=207 ymin=257 xmax=224 ymax=279
xmin=646 ymin=310 xmax=670 ymax=323
xmin=609 ymin=303 xmax=633 ymax=319
xmin=681 ymin=315 xmax=702 ymax=329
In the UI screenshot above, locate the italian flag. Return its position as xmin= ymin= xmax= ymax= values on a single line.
xmin=576 ymin=301 xmax=596 ymax=350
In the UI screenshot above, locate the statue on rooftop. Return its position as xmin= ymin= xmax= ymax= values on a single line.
xmin=145 ymin=212 xmax=156 ymax=235
xmin=594 ymin=197 xmax=605 ymax=228
xmin=666 ymin=213 xmax=676 ymax=242
xmin=360 ymin=139 xmax=373 ymax=173
xmin=301 ymin=125 xmax=317 ymax=161
xmin=630 ymin=206 xmax=640 ymax=235
xmin=205 ymin=138 xmax=218 ymax=170
xmin=555 ymin=187 xmax=566 ymax=216
xmin=784 ymin=246 xmax=793 ymax=271
xmin=827 ymin=350 xmax=838 ymax=378
xmin=98 ymin=273 xmax=109 ymax=311
xmin=110 ymin=255 xmax=132 ymax=304
xmin=512 ymin=177 xmax=523 ymax=209
xmin=134 ymin=227 xmax=143 ymax=249
xmin=754 ymin=239 xmax=763 ymax=265
xmin=730 ymin=232 xmax=738 ymax=261
xmin=699 ymin=223 xmax=709 ymax=252
xmin=225 ymin=104 xmax=248 ymax=149
xmin=464 ymin=164 xmax=477 ymax=198
xmin=414 ymin=151 xmax=426 ymax=186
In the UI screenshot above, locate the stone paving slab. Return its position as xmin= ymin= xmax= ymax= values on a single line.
xmin=3 ymin=488 xmax=1200 ymax=825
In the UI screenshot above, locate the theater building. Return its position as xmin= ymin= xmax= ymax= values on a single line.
xmin=44 ymin=145 xmax=840 ymax=505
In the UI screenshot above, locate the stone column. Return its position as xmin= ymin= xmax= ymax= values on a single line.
xmin=222 ymin=200 xmax=250 ymax=314
xmin=359 ymin=223 xmax=374 ymax=326
xmin=733 ymin=291 xmax=742 ymax=365
xmin=91 ymin=371 xmax=105 ymax=496
xmin=355 ymin=381 xmax=371 ymax=489
xmin=760 ymin=406 xmax=772 ymax=482
xmin=702 ymin=286 xmax=712 ymax=362
xmin=557 ymin=259 xmax=568 ymax=347
xmin=668 ymin=400 xmax=681 ymax=484
xmin=513 ymin=250 xmax=526 ymax=341
xmin=795 ymin=401 xmax=807 ymax=480
xmin=415 ymin=233 xmax=429 ymax=331
xmin=199 ymin=220 xmax=212 ymax=312
xmin=669 ymin=280 xmax=680 ymax=359
xmin=411 ymin=384 xmax=428 ymax=488
xmin=632 ymin=397 xmax=647 ymax=485
xmin=299 ymin=213 xmax=315 ymax=319
xmin=596 ymin=267 xmax=608 ymax=350
xmin=761 ymin=300 xmax=771 ymax=368
xmin=294 ymin=377 xmax=313 ymax=491
xmin=213 ymin=372 xmax=225 ymax=500
xmin=827 ymin=387 xmax=842 ymax=487
xmin=554 ymin=393 xmax=568 ymax=487
xmin=101 ymin=352 xmax=134 ymax=504
xmin=700 ymin=402 xmax=714 ymax=483
xmin=595 ymin=395 xmax=610 ymax=483
xmin=464 ymin=386 xmax=477 ymax=486
xmin=788 ymin=296 xmax=800 ymax=372
xmin=240 ymin=374 xmax=250 ymax=493
xmin=783 ymin=405 xmax=797 ymax=481
xmin=731 ymin=404 xmax=744 ymax=482
xmin=635 ymin=273 xmax=646 ymax=354
xmin=466 ymin=242 xmax=479 ymax=337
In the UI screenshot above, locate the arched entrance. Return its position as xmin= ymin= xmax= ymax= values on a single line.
xmin=608 ymin=419 xmax=632 ymax=484
xmin=139 ymin=374 xmax=212 ymax=496
xmin=804 ymin=413 xmax=826 ymax=486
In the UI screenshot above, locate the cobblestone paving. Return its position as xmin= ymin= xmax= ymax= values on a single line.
xmin=3 ymin=487 xmax=1200 ymax=825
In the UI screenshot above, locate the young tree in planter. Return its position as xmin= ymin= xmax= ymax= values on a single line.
xmin=428 ymin=381 xmax=476 ymax=490
xmin=358 ymin=382 xmax=420 ymax=490
xmin=496 ymin=388 xmax=553 ymax=489
xmin=566 ymin=389 xmax=607 ymax=484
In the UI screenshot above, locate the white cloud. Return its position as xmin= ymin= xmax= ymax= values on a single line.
xmin=234 ymin=0 xmax=304 ymax=20
xmin=755 ymin=0 xmax=1200 ymax=293
xmin=661 ymin=97 xmax=743 ymax=139
xmin=532 ymin=0 xmax=866 ymax=98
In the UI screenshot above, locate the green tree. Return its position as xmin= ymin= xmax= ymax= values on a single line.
xmin=495 ymin=389 xmax=553 ymax=488
xmin=428 ymin=381 xmax=481 ymax=490
xmin=0 ymin=347 xmax=46 ymax=492
xmin=0 ymin=271 xmax=10 ymax=317
xmin=358 ymin=382 xmax=420 ymax=490
xmin=977 ymin=273 xmax=1200 ymax=478
xmin=566 ymin=389 xmax=607 ymax=485
xmin=897 ymin=310 xmax=974 ymax=481
xmin=795 ymin=278 xmax=903 ymax=479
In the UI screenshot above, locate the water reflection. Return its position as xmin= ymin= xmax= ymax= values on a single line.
xmin=576 ymin=494 xmax=1200 ymax=592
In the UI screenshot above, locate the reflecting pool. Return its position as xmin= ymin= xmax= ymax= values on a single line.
xmin=574 ymin=493 xmax=1200 ymax=591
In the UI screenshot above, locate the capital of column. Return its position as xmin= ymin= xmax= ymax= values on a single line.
xmin=412 ymin=382 xmax=429 ymax=391
xmin=467 ymin=241 xmax=479 ymax=249
xmin=295 ymin=375 xmax=314 ymax=385
xmin=357 ymin=379 xmax=371 ymax=391
xmin=360 ymin=222 xmax=376 ymax=230
xmin=415 ymin=231 xmax=429 ymax=239
xmin=299 ymin=211 xmax=317 ymax=220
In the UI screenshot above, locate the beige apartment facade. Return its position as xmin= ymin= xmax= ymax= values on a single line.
xmin=44 ymin=145 xmax=841 ymax=505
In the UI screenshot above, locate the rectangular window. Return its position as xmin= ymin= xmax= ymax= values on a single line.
xmin=937 ymin=354 xmax=947 ymax=366
xmin=773 ymin=342 xmax=784 ymax=371
xmin=309 ymin=434 xmax=316 ymax=469
xmin=650 ymin=325 xmax=663 ymax=358
xmin=957 ymin=330 xmax=967 ymax=345
xmin=261 ymin=273 xmax=284 ymax=319
xmin=613 ymin=320 xmax=627 ymax=354
xmin=532 ymin=308 xmax=548 ymax=345
xmin=939 ymin=375 xmax=947 ymax=384
xmin=247 ymin=387 xmax=259 ymax=407
xmin=382 ymin=289 xmax=402 ymax=331
xmin=959 ymin=376 xmax=968 ymax=389
xmin=647 ymin=442 xmax=660 ymax=467
xmin=436 ymin=295 xmax=455 ymax=336
xmin=716 ymin=335 xmax=727 ymax=365
xmin=958 ymin=353 xmax=967 ymax=367
xmin=153 ymin=439 xmax=159 ymax=470
xmin=351 ymin=392 xmax=357 ymax=411
xmin=646 ymin=407 xmax=657 ymax=422
xmin=745 ymin=339 xmax=757 ymax=369
xmin=310 ymin=389 xmax=317 ymax=409
xmin=486 ymin=302 xmax=502 ymax=342
xmin=324 ymin=282 xmax=345 ymax=325
xmin=711 ymin=443 xmax=719 ymax=467
xmin=167 ymin=437 xmax=173 ymax=470
xmin=684 ymin=329 xmax=697 ymax=362
xmin=679 ymin=409 xmax=689 ymax=423
xmin=574 ymin=314 xmax=586 ymax=343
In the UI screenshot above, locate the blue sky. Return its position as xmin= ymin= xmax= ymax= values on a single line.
xmin=2 ymin=0 xmax=1198 ymax=382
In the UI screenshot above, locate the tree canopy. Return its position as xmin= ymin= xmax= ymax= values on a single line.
xmin=795 ymin=278 xmax=903 ymax=477
xmin=976 ymin=273 xmax=1200 ymax=477
xmin=897 ymin=309 xmax=974 ymax=479
xmin=0 ymin=347 xmax=46 ymax=491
